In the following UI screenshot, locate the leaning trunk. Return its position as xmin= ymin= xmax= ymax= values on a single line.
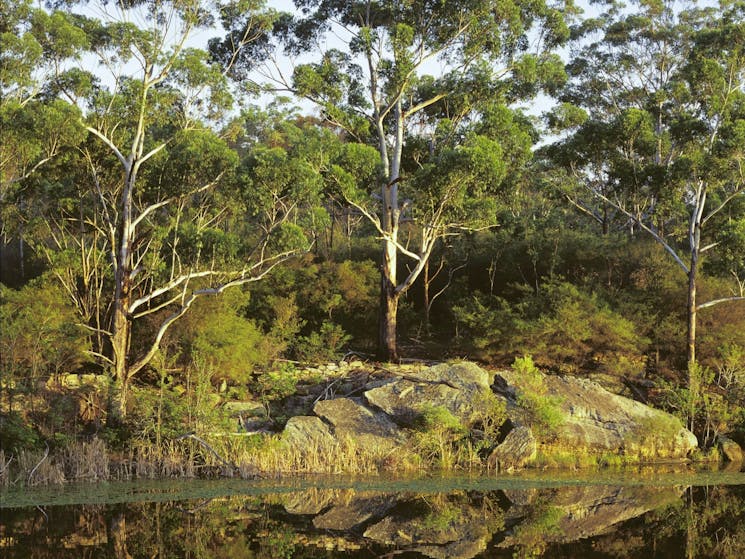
xmin=686 ymin=200 xmax=702 ymax=433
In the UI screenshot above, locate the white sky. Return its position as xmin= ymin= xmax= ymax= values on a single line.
xmin=60 ymin=1 xmax=610 ymax=122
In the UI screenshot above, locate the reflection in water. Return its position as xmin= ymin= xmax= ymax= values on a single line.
xmin=2 ymin=481 xmax=745 ymax=558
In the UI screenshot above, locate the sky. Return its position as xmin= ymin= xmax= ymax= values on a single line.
xmin=63 ymin=0 xmax=610 ymax=122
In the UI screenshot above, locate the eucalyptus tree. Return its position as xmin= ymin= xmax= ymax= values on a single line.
xmin=25 ymin=0 xmax=307 ymax=418
xmin=0 ymin=0 xmax=85 ymax=279
xmin=544 ymin=0 xmax=745 ymax=398
xmin=217 ymin=0 xmax=571 ymax=360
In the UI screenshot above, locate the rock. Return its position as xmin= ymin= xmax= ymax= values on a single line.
xmin=363 ymin=492 xmax=501 ymax=559
xmin=499 ymin=485 xmax=683 ymax=549
xmin=283 ymin=488 xmax=340 ymax=515
xmin=282 ymin=416 xmax=335 ymax=448
xmin=224 ymin=401 xmax=266 ymax=417
xmin=496 ymin=371 xmax=698 ymax=460
xmin=313 ymin=397 xmax=404 ymax=448
xmin=488 ymin=426 xmax=536 ymax=471
xmin=365 ymin=381 xmax=469 ymax=425
xmin=717 ymin=435 xmax=743 ymax=463
xmin=416 ymin=362 xmax=492 ymax=391
xmin=364 ymin=361 xmax=500 ymax=426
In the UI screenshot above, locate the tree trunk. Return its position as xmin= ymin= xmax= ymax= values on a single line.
xmin=423 ymin=258 xmax=431 ymax=334
xmin=110 ymin=302 xmax=131 ymax=421
xmin=378 ymin=234 xmax=399 ymax=361
xmin=686 ymin=254 xmax=698 ymax=433
xmin=379 ymin=279 xmax=399 ymax=362
xmin=686 ymin=202 xmax=702 ymax=433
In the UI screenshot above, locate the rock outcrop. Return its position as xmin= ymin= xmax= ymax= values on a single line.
xmin=313 ymin=397 xmax=404 ymax=448
xmin=495 ymin=370 xmax=698 ymax=461
xmin=276 ymin=483 xmax=686 ymax=559
xmin=280 ymin=361 xmax=699 ymax=469
xmin=488 ymin=425 xmax=536 ymax=471
xmin=364 ymin=361 xmax=496 ymax=425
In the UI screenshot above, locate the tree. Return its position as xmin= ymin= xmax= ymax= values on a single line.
xmin=0 ymin=0 xmax=86 ymax=278
xmin=544 ymin=0 xmax=745 ymax=403
xmin=217 ymin=0 xmax=570 ymax=360
xmin=23 ymin=0 xmax=307 ymax=418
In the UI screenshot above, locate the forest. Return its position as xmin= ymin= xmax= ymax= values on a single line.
xmin=1 ymin=0 xmax=745 ymax=478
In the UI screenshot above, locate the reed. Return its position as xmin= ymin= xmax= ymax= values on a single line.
xmin=61 ymin=438 xmax=110 ymax=481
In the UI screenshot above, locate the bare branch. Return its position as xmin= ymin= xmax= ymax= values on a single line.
xmin=590 ymin=187 xmax=689 ymax=274
xmin=128 ymin=250 xmax=298 ymax=376
xmin=697 ymin=296 xmax=745 ymax=311
xmin=85 ymin=126 xmax=127 ymax=168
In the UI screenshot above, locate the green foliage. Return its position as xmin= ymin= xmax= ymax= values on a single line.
xmin=0 ymin=277 xmax=90 ymax=384
xmin=469 ymin=389 xmax=508 ymax=452
xmin=253 ymin=363 xmax=300 ymax=420
xmin=248 ymin=257 xmax=378 ymax=354
xmin=413 ymin=405 xmax=467 ymax=469
xmin=511 ymin=356 xmax=565 ymax=438
xmin=510 ymin=504 xmax=564 ymax=559
xmin=294 ymin=321 xmax=351 ymax=363
xmin=172 ymin=290 xmax=272 ymax=385
xmin=0 ymin=411 xmax=40 ymax=452
xmin=452 ymin=281 xmax=647 ymax=375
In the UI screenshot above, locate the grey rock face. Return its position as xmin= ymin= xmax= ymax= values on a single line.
xmin=496 ymin=371 xmax=698 ymax=460
xmin=313 ymin=397 xmax=404 ymax=448
xmin=283 ymin=416 xmax=335 ymax=448
xmin=488 ymin=426 xmax=537 ymax=471
xmin=279 ymin=361 xmax=699 ymax=469
xmin=717 ymin=435 xmax=743 ymax=463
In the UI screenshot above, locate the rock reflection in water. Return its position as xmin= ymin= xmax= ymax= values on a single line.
xmin=2 ymin=482 xmax=745 ymax=558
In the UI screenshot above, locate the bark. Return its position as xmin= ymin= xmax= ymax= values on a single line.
xmin=378 ymin=276 xmax=399 ymax=362
xmin=423 ymin=258 xmax=432 ymax=332
xmin=686 ymin=262 xmax=698 ymax=433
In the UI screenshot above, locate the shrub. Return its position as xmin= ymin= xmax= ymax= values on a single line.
xmin=413 ymin=405 xmax=467 ymax=469
xmin=451 ymin=281 xmax=648 ymax=375
xmin=0 ymin=411 xmax=39 ymax=452
xmin=511 ymin=356 xmax=565 ymax=438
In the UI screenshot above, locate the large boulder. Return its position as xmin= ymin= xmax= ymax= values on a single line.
xmin=279 ymin=362 xmax=698 ymax=470
xmin=717 ymin=435 xmax=743 ymax=463
xmin=363 ymin=492 xmax=504 ymax=559
xmin=364 ymin=361 xmax=498 ymax=426
xmin=496 ymin=371 xmax=698 ymax=460
xmin=313 ymin=397 xmax=404 ymax=448
xmin=313 ymin=493 xmax=397 ymax=531
xmin=283 ymin=416 xmax=335 ymax=448
xmin=499 ymin=485 xmax=684 ymax=549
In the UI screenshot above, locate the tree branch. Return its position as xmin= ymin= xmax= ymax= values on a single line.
xmin=697 ymin=296 xmax=745 ymax=311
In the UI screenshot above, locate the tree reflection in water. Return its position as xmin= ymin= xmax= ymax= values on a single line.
xmin=2 ymin=482 xmax=745 ymax=558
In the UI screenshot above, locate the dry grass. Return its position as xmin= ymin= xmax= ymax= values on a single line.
xmin=205 ymin=432 xmax=424 ymax=476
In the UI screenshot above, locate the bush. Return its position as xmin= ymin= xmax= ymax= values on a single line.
xmin=0 ymin=411 xmax=39 ymax=452
xmin=413 ymin=405 xmax=467 ymax=468
xmin=511 ymin=356 xmax=565 ymax=438
xmin=294 ymin=321 xmax=351 ymax=363
xmin=451 ymin=281 xmax=648 ymax=375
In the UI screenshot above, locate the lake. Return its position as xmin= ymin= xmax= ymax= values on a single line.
xmin=2 ymin=466 xmax=745 ymax=558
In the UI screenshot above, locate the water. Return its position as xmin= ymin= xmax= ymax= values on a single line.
xmin=2 ymin=467 xmax=745 ymax=558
